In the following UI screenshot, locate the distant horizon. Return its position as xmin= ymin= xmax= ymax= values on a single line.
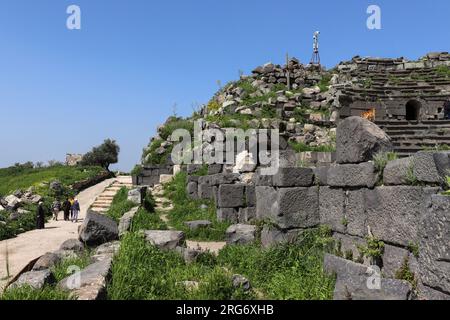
xmin=1 ymin=0 xmax=450 ymax=171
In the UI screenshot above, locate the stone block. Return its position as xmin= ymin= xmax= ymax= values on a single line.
xmin=382 ymin=244 xmax=410 ymax=279
xmin=345 ymin=189 xmax=368 ymax=238
xmin=383 ymin=157 xmax=411 ymax=185
xmin=413 ymin=152 xmax=450 ymax=184
xmin=11 ymin=270 xmax=56 ymax=290
xmin=319 ymin=187 xmax=346 ymax=233
xmin=238 ymin=207 xmax=256 ymax=223
xmin=210 ymin=173 xmax=240 ymax=186
xmin=260 ymin=226 xmax=303 ymax=248
xmin=217 ymin=208 xmax=239 ymax=223
xmin=254 ymin=168 xmax=274 ymax=186
xmin=419 ymin=195 xmax=450 ymax=294
xmin=276 ymin=187 xmax=320 ymax=229
xmin=226 ymin=224 xmax=257 ymax=245
xmin=246 ymin=185 xmax=256 ymax=207
xmin=255 ymin=186 xmax=277 ymax=220
xmin=79 ymin=211 xmax=119 ymax=247
xmin=218 ymin=184 xmax=245 ymax=208
xmin=273 ymin=167 xmax=314 ymax=187
xmin=198 ymin=183 xmax=213 ymax=200
xmin=207 ymin=164 xmax=223 ymax=175
xmin=187 ymin=182 xmax=198 ymax=199
xmin=332 ymin=233 xmax=366 ymax=262
xmin=328 ymin=163 xmax=377 ymax=188
xmin=313 ymin=166 xmax=329 ymax=186
xmin=365 ymin=187 xmax=426 ymax=247
xmin=144 ymin=230 xmax=185 ymax=250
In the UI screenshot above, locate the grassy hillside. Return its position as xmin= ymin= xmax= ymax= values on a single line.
xmin=0 ymin=165 xmax=105 ymax=197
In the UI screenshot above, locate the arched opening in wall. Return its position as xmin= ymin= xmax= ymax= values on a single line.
xmin=405 ymin=100 xmax=421 ymax=121
xmin=444 ymin=101 xmax=450 ymax=120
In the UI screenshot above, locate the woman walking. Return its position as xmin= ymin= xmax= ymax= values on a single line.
xmin=36 ymin=202 xmax=46 ymax=229
xmin=72 ymin=199 xmax=80 ymax=223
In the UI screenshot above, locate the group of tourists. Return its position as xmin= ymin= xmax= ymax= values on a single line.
xmin=36 ymin=198 xmax=81 ymax=230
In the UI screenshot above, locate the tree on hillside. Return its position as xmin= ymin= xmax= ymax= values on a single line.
xmin=80 ymin=139 xmax=120 ymax=171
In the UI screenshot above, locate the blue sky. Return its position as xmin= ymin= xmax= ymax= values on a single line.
xmin=1 ymin=0 xmax=449 ymax=171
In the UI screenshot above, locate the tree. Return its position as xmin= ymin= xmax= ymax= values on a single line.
xmin=80 ymin=139 xmax=120 ymax=170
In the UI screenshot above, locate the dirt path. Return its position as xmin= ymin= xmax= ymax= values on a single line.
xmin=0 ymin=176 xmax=132 ymax=290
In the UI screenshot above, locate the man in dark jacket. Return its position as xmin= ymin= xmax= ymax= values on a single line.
xmin=36 ymin=202 xmax=46 ymax=229
xmin=62 ymin=198 xmax=71 ymax=221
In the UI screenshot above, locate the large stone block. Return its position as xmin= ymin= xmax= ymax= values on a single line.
xmin=319 ymin=187 xmax=346 ymax=233
xmin=217 ymin=208 xmax=239 ymax=223
xmin=32 ymin=252 xmax=62 ymax=271
xmin=332 ymin=233 xmax=366 ymax=262
xmin=198 ymin=183 xmax=213 ymax=200
xmin=144 ymin=230 xmax=185 ymax=250
xmin=382 ymin=244 xmax=410 ymax=279
xmin=246 ymin=186 xmax=256 ymax=207
xmin=208 ymin=164 xmax=223 ymax=175
xmin=365 ymin=187 xmax=427 ymax=247
xmin=255 ymin=186 xmax=277 ymax=220
xmin=313 ymin=166 xmax=329 ymax=186
xmin=226 ymin=224 xmax=257 ymax=245
xmin=345 ymin=189 xmax=368 ymax=238
xmin=413 ymin=152 xmax=450 ymax=184
xmin=383 ymin=157 xmax=411 ymax=185
xmin=324 ymin=254 xmax=412 ymax=300
xmin=11 ymin=270 xmax=56 ymax=290
xmin=336 ymin=116 xmax=393 ymax=164
xmin=58 ymin=258 xmax=112 ymax=300
xmin=187 ymin=182 xmax=198 ymax=199
xmin=419 ymin=195 xmax=450 ymax=294
xmin=276 ymin=187 xmax=320 ymax=229
xmin=254 ymin=168 xmax=274 ymax=186
xmin=79 ymin=210 xmax=119 ymax=247
xmin=260 ymin=226 xmax=303 ymax=248
xmin=217 ymin=184 xmax=245 ymax=208
xmin=273 ymin=167 xmax=314 ymax=187
xmin=328 ymin=163 xmax=377 ymax=188
xmin=238 ymin=207 xmax=256 ymax=223
xmin=210 ymin=173 xmax=240 ymax=186
xmin=118 ymin=207 xmax=139 ymax=236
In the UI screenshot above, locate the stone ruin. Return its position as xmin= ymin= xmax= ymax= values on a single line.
xmin=132 ymin=52 xmax=450 ymax=300
xmin=65 ymin=153 xmax=83 ymax=166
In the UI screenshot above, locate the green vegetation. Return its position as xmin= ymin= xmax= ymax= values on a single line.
xmin=318 ymin=74 xmax=332 ymax=92
xmin=163 ymin=172 xmax=230 ymax=241
xmin=130 ymin=207 xmax=168 ymax=232
xmin=1 ymin=252 xmax=92 ymax=300
xmin=205 ymin=114 xmax=254 ymax=131
xmin=289 ymin=141 xmax=336 ymax=153
xmin=407 ymin=242 xmax=420 ymax=259
xmin=142 ymin=139 xmax=173 ymax=165
xmin=357 ymin=236 xmax=385 ymax=260
xmin=130 ymin=164 xmax=143 ymax=176
xmin=436 ymin=65 xmax=450 ymax=78
xmin=0 ymin=285 xmax=72 ymax=301
xmin=406 ymin=164 xmax=419 ymax=186
xmin=107 ymin=227 xmax=335 ymax=300
xmin=373 ymin=152 xmax=398 ymax=173
xmin=105 ymin=187 xmax=136 ymax=223
xmin=395 ymin=257 xmax=418 ymax=290
xmin=0 ymin=164 xmax=105 ymax=197
xmin=423 ymin=144 xmax=450 ymax=152
xmin=0 ymin=164 xmax=106 ymax=241
xmin=80 ymin=139 xmax=120 ymax=171
xmin=159 ymin=117 xmax=195 ymax=141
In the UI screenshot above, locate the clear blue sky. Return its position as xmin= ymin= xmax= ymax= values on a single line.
xmin=1 ymin=0 xmax=449 ymax=171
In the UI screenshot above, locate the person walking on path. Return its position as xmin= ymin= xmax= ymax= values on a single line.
xmin=62 ymin=198 xmax=71 ymax=221
xmin=71 ymin=199 xmax=80 ymax=223
xmin=36 ymin=202 xmax=46 ymax=229
xmin=51 ymin=200 xmax=61 ymax=221
xmin=69 ymin=198 xmax=75 ymax=220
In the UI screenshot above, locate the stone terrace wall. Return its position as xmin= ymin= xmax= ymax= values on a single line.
xmin=184 ymin=117 xmax=450 ymax=300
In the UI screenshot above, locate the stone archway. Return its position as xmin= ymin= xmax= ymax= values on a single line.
xmin=405 ymin=100 xmax=421 ymax=121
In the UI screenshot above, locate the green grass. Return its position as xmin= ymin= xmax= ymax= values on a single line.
xmin=107 ymin=232 xmax=252 ymax=300
xmin=131 ymin=207 xmax=168 ymax=232
xmin=51 ymin=253 xmax=92 ymax=283
xmin=105 ymin=187 xmax=136 ymax=223
xmin=0 ymin=285 xmax=72 ymax=300
xmin=0 ymin=164 xmax=106 ymax=241
xmin=1 ymin=253 xmax=92 ymax=301
xmin=289 ymin=141 xmax=336 ymax=153
xmin=163 ymin=172 xmax=230 ymax=241
xmin=0 ymin=165 xmax=105 ymax=197
xmin=107 ymin=227 xmax=335 ymax=300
